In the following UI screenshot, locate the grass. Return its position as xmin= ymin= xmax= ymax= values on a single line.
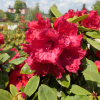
xmin=0 ymin=22 xmax=18 ymax=25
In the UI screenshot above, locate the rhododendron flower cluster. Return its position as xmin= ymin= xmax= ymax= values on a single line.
xmin=7 ymin=49 xmax=34 ymax=91
xmin=0 ymin=33 xmax=4 ymax=44
xmin=63 ymin=9 xmax=100 ymax=30
xmin=22 ymin=14 xmax=86 ymax=79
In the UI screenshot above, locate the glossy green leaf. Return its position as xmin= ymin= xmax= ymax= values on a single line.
xmin=0 ymin=53 xmax=10 ymax=64
xmin=19 ymin=51 xmax=28 ymax=57
xmin=83 ymin=58 xmax=98 ymax=91
xmin=71 ymin=14 xmax=88 ymax=23
xmin=67 ymin=16 xmax=77 ymax=23
xmin=0 ymin=89 xmax=13 ymax=100
xmin=57 ymin=72 xmax=70 ymax=88
xmin=86 ymin=31 xmax=100 ymax=39
xmin=24 ymin=76 xmax=40 ymax=96
xmin=50 ymin=6 xmax=62 ymax=18
xmin=10 ymin=84 xmax=18 ymax=96
xmin=21 ymin=63 xmax=35 ymax=74
xmin=0 ymin=71 xmax=9 ymax=89
xmin=86 ymin=38 xmax=100 ymax=50
xmin=9 ymin=57 xmax=27 ymax=65
xmin=77 ymin=26 xmax=91 ymax=31
xmin=83 ymin=71 xmax=100 ymax=88
xmin=7 ymin=51 xmax=16 ymax=61
xmin=80 ymin=96 xmax=90 ymax=100
xmin=38 ymin=84 xmax=57 ymax=100
xmin=85 ymin=58 xmax=98 ymax=73
xmin=71 ymin=84 xmax=90 ymax=95
xmin=0 ymin=46 xmax=12 ymax=54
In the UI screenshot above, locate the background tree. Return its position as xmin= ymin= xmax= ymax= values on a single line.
xmin=81 ymin=3 xmax=89 ymax=13
xmin=92 ymin=0 xmax=100 ymax=15
xmin=48 ymin=3 xmax=57 ymax=22
xmin=14 ymin=0 xmax=27 ymax=8
xmin=15 ymin=13 xmax=20 ymax=21
xmin=0 ymin=10 xmax=4 ymax=19
xmin=28 ymin=3 xmax=44 ymax=21
xmin=4 ymin=12 xmax=14 ymax=21
xmin=14 ymin=0 xmax=27 ymax=13
xmin=27 ymin=8 xmax=33 ymax=21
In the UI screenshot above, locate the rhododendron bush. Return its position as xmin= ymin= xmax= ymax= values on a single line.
xmin=0 ymin=6 xmax=100 ymax=100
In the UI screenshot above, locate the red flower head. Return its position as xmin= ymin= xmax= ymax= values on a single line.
xmin=95 ymin=60 xmax=100 ymax=72
xmin=0 ymin=33 xmax=4 ymax=44
xmin=22 ymin=14 xmax=86 ymax=79
xmin=26 ymin=14 xmax=51 ymax=43
xmin=8 ymin=61 xmax=34 ymax=91
xmin=82 ymin=10 xmax=100 ymax=30
xmin=96 ymin=51 xmax=100 ymax=59
xmin=63 ymin=9 xmax=75 ymax=20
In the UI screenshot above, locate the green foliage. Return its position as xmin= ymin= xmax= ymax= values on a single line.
xmin=0 ymin=89 xmax=13 ymax=100
xmin=0 ymin=9 xmax=4 ymax=19
xmin=10 ymin=84 xmax=18 ymax=96
xmin=21 ymin=63 xmax=35 ymax=74
xmin=71 ymin=85 xmax=90 ymax=95
xmin=9 ymin=57 xmax=27 ymax=65
xmin=14 ymin=0 xmax=27 ymax=9
xmin=24 ymin=76 xmax=40 ymax=96
xmin=4 ymin=12 xmax=14 ymax=21
xmin=49 ymin=4 xmax=60 ymax=22
xmin=57 ymin=72 xmax=70 ymax=88
xmin=27 ymin=8 xmax=33 ymax=21
xmin=15 ymin=13 xmax=20 ymax=21
xmin=30 ymin=3 xmax=44 ymax=21
xmin=92 ymin=0 xmax=100 ymax=15
xmin=38 ymin=84 xmax=57 ymax=100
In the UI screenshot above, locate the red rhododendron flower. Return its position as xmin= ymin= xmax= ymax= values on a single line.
xmin=82 ymin=10 xmax=100 ymax=30
xmin=96 ymin=51 xmax=100 ymax=59
xmin=63 ymin=9 xmax=75 ymax=20
xmin=95 ymin=60 xmax=100 ymax=72
xmin=22 ymin=14 xmax=86 ymax=79
xmin=8 ymin=71 xmax=34 ymax=91
xmin=0 ymin=33 xmax=4 ymax=44
xmin=8 ymin=61 xmax=34 ymax=91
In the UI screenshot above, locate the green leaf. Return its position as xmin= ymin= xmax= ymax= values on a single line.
xmin=24 ymin=76 xmax=40 ymax=97
xmin=50 ymin=6 xmax=62 ymax=18
xmin=0 ymin=89 xmax=13 ymax=100
xmin=67 ymin=16 xmax=77 ymax=23
xmin=83 ymin=71 xmax=100 ymax=88
xmin=86 ymin=38 xmax=100 ymax=50
xmin=10 ymin=84 xmax=18 ymax=96
xmin=0 ymin=71 xmax=9 ymax=89
xmin=7 ymin=51 xmax=16 ymax=61
xmin=20 ymin=63 xmax=35 ymax=74
xmin=83 ymin=58 xmax=98 ymax=91
xmin=80 ymin=96 xmax=90 ymax=100
xmin=70 ymin=14 xmax=88 ymax=23
xmin=77 ymin=26 xmax=91 ymax=31
xmin=85 ymin=58 xmax=98 ymax=73
xmin=38 ymin=84 xmax=57 ymax=100
xmin=86 ymin=31 xmax=100 ymax=39
xmin=9 ymin=57 xmax=27 ymax=65
xmin=0 ymin=53 xmax=10 ymax=64
xmin=0 ymin=46 xmax=12 ymax=54
xmin=32 ymin=92 xmax=38 ymax=100
xmin=19 ymin=51 xmax=28 ymax=57
xmin=71 ymin=84 xmax=90 ymax=95
xmin=57 ymin=72 xmax=70 ymax=88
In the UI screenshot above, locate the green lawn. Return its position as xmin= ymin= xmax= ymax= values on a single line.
xmin=0 ymin=22 xmax=18 ymax=25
